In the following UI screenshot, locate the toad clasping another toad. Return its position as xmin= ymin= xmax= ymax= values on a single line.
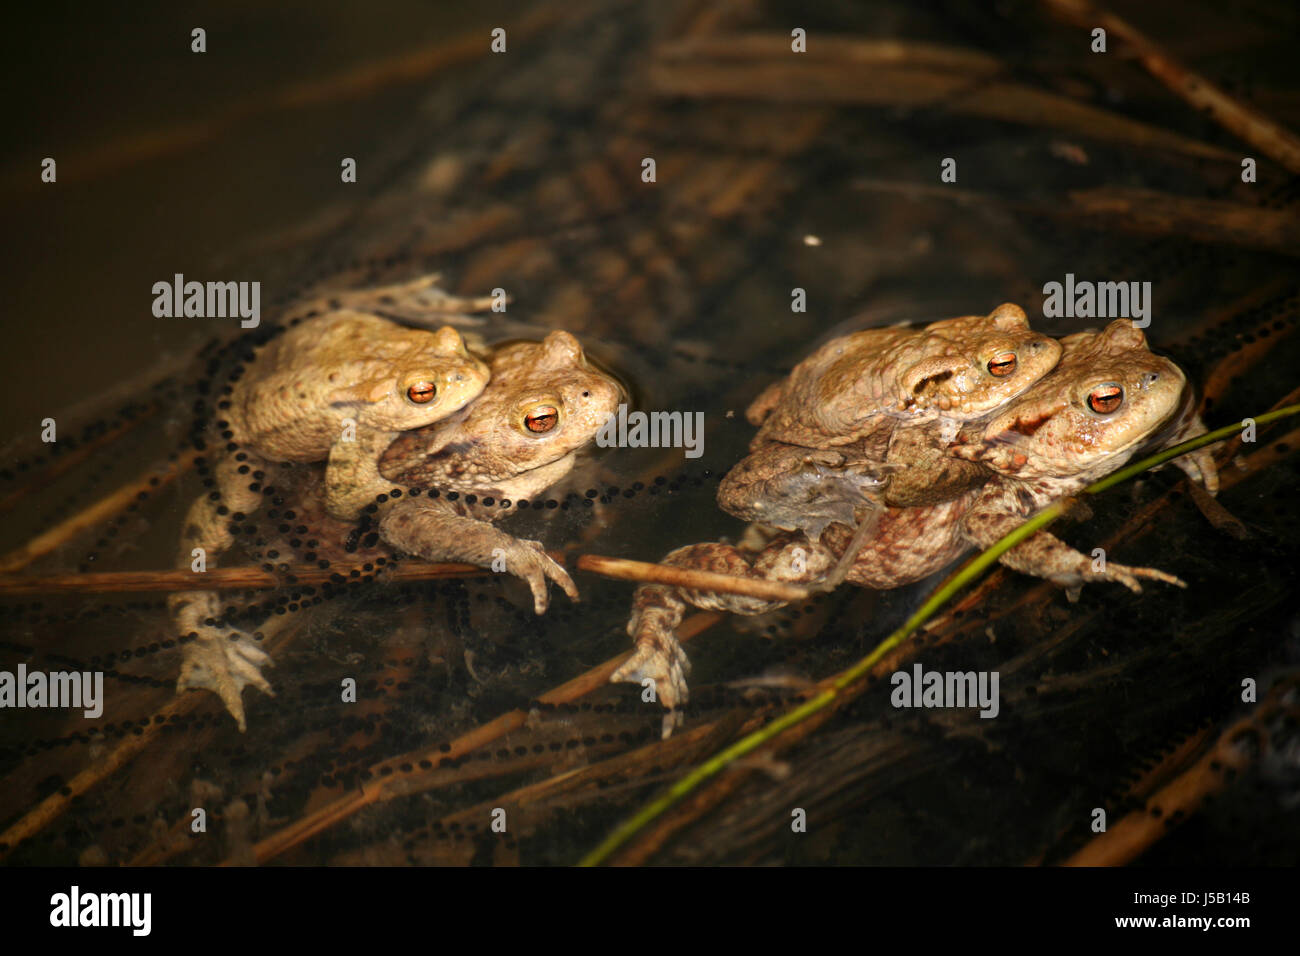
xmin=719 ymin=304 xmax=1063 ymax=540
xmin=170 ymin=277 xmax=499 ymax=730
xmin=173 ymin=328 xmax=623 ymax=730
xmin=614 ymin=320 xmax=1217 ymax=729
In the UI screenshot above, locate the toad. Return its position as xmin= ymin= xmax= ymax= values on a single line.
xmin=175 ymin=330 xmax=624 ymax=729
xmin=613 ymin=320 xmax=1218 ymax=725
xmin=376 ymin=329 xmax=625 ymax=614
xmin=721 ymin=304 xmax=1062 ymax=538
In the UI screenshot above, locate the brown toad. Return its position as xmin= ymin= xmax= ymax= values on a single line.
xmin=377 ymin=330 xmax=625 ymax=613
xmin=176 ymin=330 xmax=623 ymax=729
xmin=614 ymin=320 xmax=1217 ymax=725
xmin=226 ymin=313 xmax=488 ymax=521
xmin=721 ymin=304 xmax=1062 ymax=538
xmin=170 ymin=276 xmax=497 ymax=729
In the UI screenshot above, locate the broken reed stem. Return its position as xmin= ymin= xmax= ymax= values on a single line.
xmin=0 ymin=555 xmax=812 ymax=602
xmin=0 ymin=451 xmax=198 ymax=574
xmin=578 ymin=403 xmax=1300 ymax=866
xmin=1042 ymin=0 xmax=1300 ymax=175
xmin=577 ymin=554 xmax=811 ymax=602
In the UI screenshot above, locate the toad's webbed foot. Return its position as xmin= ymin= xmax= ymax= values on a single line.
xmin=1073 ymin=560 xmax=1186 ymax=594
xmin=176 ymin=629 xmax=274 ymax=733
xmin=496 ymin=536 xmax=579 ymax=614
xmin=611 ymin=596 xmax=692 ymax=738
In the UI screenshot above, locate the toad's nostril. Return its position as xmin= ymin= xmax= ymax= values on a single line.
xmin=1141 ymin=372 xmax=1159 ymax=387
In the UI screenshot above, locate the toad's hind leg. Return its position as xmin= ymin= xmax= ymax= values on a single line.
xmin=168 ymin=448 xmax=277 ymax=731
xmin=612 ymin=537 xmax=834 ymax=736
xmin=292 ymin=273 xmax=499 ymax=323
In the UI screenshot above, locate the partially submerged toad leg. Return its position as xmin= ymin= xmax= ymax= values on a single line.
xmin=612 ymin=536 xmax=835 ymax=734
xmin=289 ymin=273 xmax=500 ymax=323
xmin=379 ymin=497 xmax=578 ymax=614
xmin=960 ymin=494 xmax=1186 ymax=597
xmin=376 ymin=330 xmax=624 ymax=617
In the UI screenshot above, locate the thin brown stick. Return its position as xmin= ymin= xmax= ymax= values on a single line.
xmin=0 ymin=610 xmax=304 ymax=861
xmin=0 ymin=561 xmax=487 ymax=595
xmin=0 ymin=551 xmax=814 ymax=602
xmin=0 ymin=5 xmax=569 ymax=189
xmin=649 ymin=36 xmax=1234 ymax=161
xmin=1042 ymin=0 xmax=1300 ymax=174
xmin=0 ymin=696 xmax=181 ymax=856
xmin=851 ymin=179 xmax=1300 ymax=257
xmin=0 ymin=451 xmax=198 ymax=573
xmin=577 ymin=553 xmax=812 ymax=602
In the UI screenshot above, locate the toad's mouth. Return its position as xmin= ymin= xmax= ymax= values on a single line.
xmin=1131 ymin=379 xmax=1200 ymax=459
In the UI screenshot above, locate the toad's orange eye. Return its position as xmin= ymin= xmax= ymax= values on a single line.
xmin=1087 ymin=384 xmax=1123 ymax=414
xmin=406 ymin=382 xmax=437 ymax=404
xmin=524 ymin=406 xmax=559 ymax=433
xmin=987 ymin=352 xmax=1018 ymax=377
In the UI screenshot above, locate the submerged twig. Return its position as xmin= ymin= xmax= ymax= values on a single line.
xmin=650 ymin=34 xmax=1233 ymax=160
xmin=1042 ymin=0 xmax=1300 ymax=174
xmin=577 ymin=554 xmax=812 ymax=602
xmin=240 ymin=612 xmax=725 ymax=864
xmin=1063 ymin=675 xmax=1299 ymax=866
xmin=0 ymin=452 xmax=198 ymax=573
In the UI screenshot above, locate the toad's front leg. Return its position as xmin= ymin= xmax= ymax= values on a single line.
xmin=717 ymin=444 xmax=892 ymax=541
xmin=292 ymin=274 xmax=499 ymax=323
xmin=378 ymin=496 xmax=578 ymax=614
xmin=325 ymin=430 xmax=403 ymax=521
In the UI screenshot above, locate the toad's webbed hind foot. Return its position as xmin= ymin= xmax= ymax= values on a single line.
xmin=176 ymin=629 xmax=274 ymax=733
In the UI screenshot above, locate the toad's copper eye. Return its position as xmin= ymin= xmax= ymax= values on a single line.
xmin=1087 ymin=383 xmax=1123 ymax=414
xmin=406 ymin=382 xmax=437 ymax=404
xmin=524 ymin=405 xmax=559 ymax=433
xmin=987 ymin=352 xmax=1018 ymax=377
